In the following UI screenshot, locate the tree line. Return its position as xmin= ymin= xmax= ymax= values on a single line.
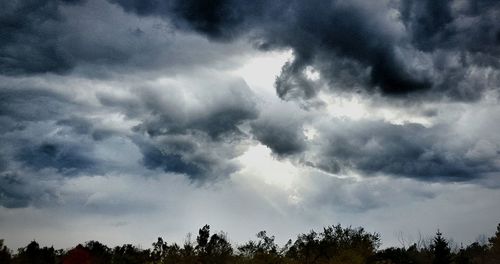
xmin=1 ymin=223 xmax=499 ymax=264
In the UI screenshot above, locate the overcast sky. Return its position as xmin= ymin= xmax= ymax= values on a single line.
xmin=1 ymin=0 xmax=500 ymax=250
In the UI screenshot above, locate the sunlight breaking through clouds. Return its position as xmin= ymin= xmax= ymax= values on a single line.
xmin=0 ymin=0 xmax=500 ymax=252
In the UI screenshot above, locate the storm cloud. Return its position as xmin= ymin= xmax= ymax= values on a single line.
xmin=248 ymin=95 xmax=500 ymax=184
xmin=0 ymin=69 xmax=260 ymax=206
xmin=1 ymin=0 xmax=500 ymax=250
xmin=2 ymin=0 xmax=499 ymax=98
xmin=310 ymin=119 xmax=500 ymax=182
xmin=108 ymin=0 xmax=500 ymax=101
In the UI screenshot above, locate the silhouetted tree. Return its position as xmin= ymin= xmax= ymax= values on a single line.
xmin=195 ymin=224 xmax=234 ymax=264
xmin=4 ymin=222 xmax=500 ymax=264
xmin=197 ymin=225 xmax=211 ymax=254
xmin=181 ymin=235 xmax=197 ymax=264
xmin=151 ymin=237 xmax=168 ymax=263
xmin=165 ymin=243 xmax=183 ymax=263
xmin=206 ymin=233 xmax=233 ymax=263
xmin=84 ymin=240 xmax=112 ymax=264
xmin=430 ymin=231 xmax=451 ymax=264
xmin=111 ymin=244 xmax=149 ymax=264
xmin=403 ymin=243 xmax=433 ymax=264
xmin=487 ymin=223 xmax=500 ymax=264
xmin=15 ymin=241 xmax=56 ymax=264
xmin=238 ymin=231 xmax=284 ymax=264
xmin=63 ymin=244 xmax=90 ymax=264
xmin=372 ymin=247 xmax=413 ymax=264
xmin=455 ymin=242 xmax=488 ymax=264
xmin=287 ymin=224 xmax=380 ymax=264
xmin=0 ymin=239 xmax=12 ymax=264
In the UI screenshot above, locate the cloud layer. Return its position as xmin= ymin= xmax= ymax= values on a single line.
xmin=110 ymin=0 xmax=500 ymax=101
xmin=0 ymin=0 xmax=500 ymax=250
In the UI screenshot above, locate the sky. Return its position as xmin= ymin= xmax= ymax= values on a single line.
xmin=1 ymin=0 xmax=500 ymax=250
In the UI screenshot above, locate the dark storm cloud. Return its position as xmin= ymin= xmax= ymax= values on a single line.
xmin=401 ymin=0 xmax=454 ymax=52
xmin=0 ymin=0 xmax=265 ymax=191
xmin=250 ymin=123 xmax=305 ymax=157
xmin=110 ymin=0 xmax=500 ymax=101
xmin=0 ymin=87 xmax=74 ymax=121
xmin=397 ymin=0 xmax=500 ymax=101
xmin=258 ymin=0 xmax=432 ymax=97
xmin=0 ymin=0 xmax=85 ymax=75
xmin=3 ymin=0 xmax=498 ymax=100
xmin=247 ymin=99 xmax=500 ymax=184
xmin=98 ymin=75 xmax=259 ymax=181
xmin=109 ymin=0 xmax=266 ymax=40
xmin=0 ymin=73 xmax=260 ymax=195
xmin=97 ymin=74 xmax=259 ymax=140
xmin=0 ymin=169 xmax=63 ymax=208
xmin=0 ymin=84 xmax=102 ymax=178
xmin=16 ymin=141 xmax=97 ymax=174
xmin=0 ymin=172 xmax=33 ymax=208
xmin=260 ymin=0 xmax=499 ymax=101
xmin=275 ymin=60 xmax=318 ymax=100
xmin=1 ymin=0 xmax=499 ymax=211
xmin=402 ymin=0 xmax=500 ymax=54
xmin=307 ymin=119 xmax=500 ymax=182
xmin=0 ymin=0 xmax=250 ymax=77
xmin=126 ymin=95 xmax=258 ymax=141
xmin=134 ymin=135 xmax=240 ymax=182
xmin=0 ymin=0 xmax=157 ymax=76
xmin=0 ymin=74 xmax=260 ymax=206
xmin=111 ymin=0 xmax=429 ymax=96
xmin=250 ymin=115 xmax=306 ymax=157
xmin=139 ymin=139 xmax=204 ymax=176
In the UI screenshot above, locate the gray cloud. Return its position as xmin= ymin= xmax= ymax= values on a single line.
xmin=131 ymin=131 xmax=244 ymax=182
xmin=0 ymin=86 xmax=75 ymax=121
xmin=0 ymin=0 xmax=265 ymax=200
xmin=104 ymin=75 xmax=258 ymax=181
xmin=110 ymin=0 xmax=429 ymax=96
xmin=3 ymin=0 xmax=499 ymax=101
xmin=0 ymin=172 xmax=33 ymax=208
xmin=248 ymin=98 xmax=500 ymax=184
xmin=311 ymin=120 xmax=499 ymax=182
xmin=0 ymin=66 xmax=260 ymax=206
xmin=0 ymin=0 xmax=85 ymax=75
xmin=109 ymin=0 xmax=500 ymax=102
xmin=1 ymin=0 xmax=500 ymax=251
xmin=16 ymin=141 xmax=97 ymax=174
xmin=0 ymin=0 xmax=253 ymax=78
xmin=256 ymin=110 xmax=500 ymax=185
xmin=263 ymin=0 xmax=500 ymax=101
xmin=0 ymin=166 xmax=66 ymax=209
xmin=402 ymin=0 xmax=500 ymax=54
xmin=109 ymin=0 xmax=267 ymax=41
xmin=250 ymin=121 xmax=305 ymax=157
xmin=250 ymin=104 xmax=306 ymax=157
xmin=57 ymin=117 xmax=114 ymax=141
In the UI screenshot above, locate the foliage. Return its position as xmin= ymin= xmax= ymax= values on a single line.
xmin=430 ymin=230 xmax=451 ymax=264
xmin=0 ymin=239 xmax=12 ymax=264
xmin=1 ymin=223 xmax=500 ymax=264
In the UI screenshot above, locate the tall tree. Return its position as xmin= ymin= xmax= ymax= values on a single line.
xmin=0 ymin=239 xmax=12 ymax=264
xmin=431 ymin=230 xmax=452 ymax=264
xmin=196 ymin=225 xmax=211 ymax=254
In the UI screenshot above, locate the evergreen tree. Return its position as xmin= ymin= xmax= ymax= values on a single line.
xmin=431 ymin=230 xmax=452 ymax=264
